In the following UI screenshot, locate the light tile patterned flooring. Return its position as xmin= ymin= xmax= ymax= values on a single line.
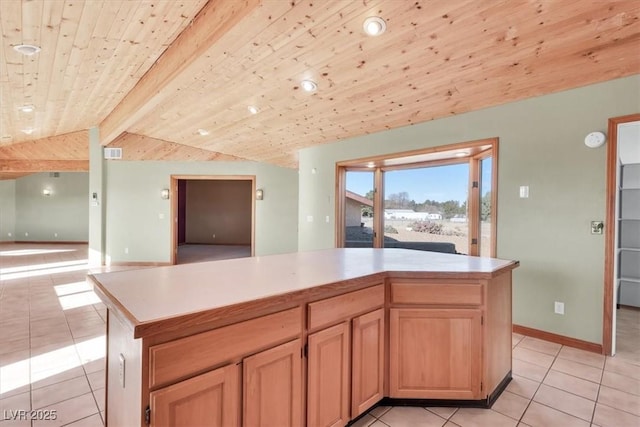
xmin=1 ymin=243 xmax=639 ymax=426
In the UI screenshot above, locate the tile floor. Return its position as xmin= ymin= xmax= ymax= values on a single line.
xmin=1 ymin=243 xmax=639 ymax=427
xmin=177 ymin=244 xmax=251 ymax=264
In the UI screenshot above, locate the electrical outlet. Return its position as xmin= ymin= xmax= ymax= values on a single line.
xmin=554 ymin=301 xmax=565 ymax=315
xmin=7 ymin=232 xmax=11 ymax=237
xmin=54 ymin=233 xmax=58 ymax=237
xmin=124 ymin=247 xmax=129 ymax=255
xmin=25 ymin=232 xmax=28 ymax=237
xmin=212 ymin=234 xmax=216 ymax=239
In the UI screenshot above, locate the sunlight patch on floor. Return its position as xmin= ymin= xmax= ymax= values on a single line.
xmin=0 ymin=260 xmax=89 ymax=281
xmin=58 ymin=291 xmax=102 ymax=310
xmin=0 ymin=248 xmax=77 ymax=257
xmin=0 ymin=335 xmax=105 ymax=395
xmin=54 ymin=281 xmax=93 ymax=297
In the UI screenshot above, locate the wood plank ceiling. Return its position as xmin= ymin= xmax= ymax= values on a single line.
xmin=0 ymin=0 xmax=638 ymax=179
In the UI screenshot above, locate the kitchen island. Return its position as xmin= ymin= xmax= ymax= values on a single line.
xmin=90 ymin=248 xmax=519 ymax=427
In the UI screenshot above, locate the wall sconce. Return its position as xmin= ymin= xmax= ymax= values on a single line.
xmin=160 ymin=189 xmax=170 ymax=200
xmin=256 ymin=189 xmax=264 ymax=200
xmin=42 ymin=188 xmax=52 ymax=197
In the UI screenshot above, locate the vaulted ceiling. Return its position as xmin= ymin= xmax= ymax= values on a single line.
xmin=1 ymin=0 xmax=638 ymax=179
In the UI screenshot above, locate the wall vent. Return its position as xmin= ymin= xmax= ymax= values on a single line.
xmin=49 ymin=172 xmax=60 ymax=178
xmin=104 ymin=147 xmax=123 ymax=160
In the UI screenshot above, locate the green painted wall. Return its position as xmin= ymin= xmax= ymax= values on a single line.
xmin=298 ymin=75 xmax=640 ymax=344
xmin=14 ymin=172 xmax=89 ymax=242
xmin=0 ymin=180 xmax=16 ymax=242
xmin=104 ymin=160 xmax=298 ymax=264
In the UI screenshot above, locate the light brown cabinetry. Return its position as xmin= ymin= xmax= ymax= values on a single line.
xmin=307 ymin=322 xmax=351 ymax=427
xmin=95 ymin=252 xmax=516 ymax=427
xmin=389 ymin=308 xmax=481 ymax=399
xmin=306 ymin=286 xmax=385 ymax=426
xmin=389 ymin=275 xmax=512 ymax=403
xmin=243 ymin=339 xmax=302 ymax=427
xmin=143 ymin=308 xmax=302 ymax=427
xmin=351 ymin=308 xmax=385 ymax=417
xmin=149 ymin=363 xmax=240 ymax=427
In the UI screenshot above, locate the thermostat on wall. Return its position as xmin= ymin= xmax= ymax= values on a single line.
xmin=584 ymin=131 xmax=606 ymax=148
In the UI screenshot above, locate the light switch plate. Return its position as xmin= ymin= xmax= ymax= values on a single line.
xmin=519 ymin=186 xmax=529 ymax=198
xmin=591 ymin=221 xmax=604 ymax=234
xmin=118 ymin=353 xmax=126 ymax=388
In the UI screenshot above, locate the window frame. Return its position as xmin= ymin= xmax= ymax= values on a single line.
xmin=336 ymin=138 xmax=498 ymax=257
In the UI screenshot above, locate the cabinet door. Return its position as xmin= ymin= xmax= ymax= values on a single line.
xmin=150 ymin=363 xmax=240 ymax=427
xmin=307 ymin=322 xmax=350 ymax=427
xmin=389 ymin=308 xmax=482 ymax=400
xmin=243 ymin=339 xmax=302 ymax=427
xmin=351 ymin=308 xmax=385 ymax=417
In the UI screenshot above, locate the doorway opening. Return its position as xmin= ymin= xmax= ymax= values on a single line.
xmin=604 ymin=114 xmax=640 ymax=358
xmin=170 ymin=175 xmax=255 ymax=265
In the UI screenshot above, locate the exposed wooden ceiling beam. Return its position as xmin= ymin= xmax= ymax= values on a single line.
xmin=0 ymin=159 xmax=89 ymax=172
xmin=99 ymin=0 xmax=261 ymax=147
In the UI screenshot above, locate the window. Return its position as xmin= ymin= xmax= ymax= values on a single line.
xmin=337 ymin=139 xmax=497 ymax=257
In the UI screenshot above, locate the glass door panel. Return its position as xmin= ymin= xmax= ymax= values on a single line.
xmin=344 ymin=171 xmax=375 ymax=247
xmin=383 ymin=164 xmax=470 ymax=255
xmin=479 ymin=157 xmax=493 ymax=257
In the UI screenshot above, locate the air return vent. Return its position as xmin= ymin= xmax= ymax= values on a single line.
xmin=49 ymin=172 xmax=60 ymax=178
xmin=104 ymin=147 xmax=123 ymax=160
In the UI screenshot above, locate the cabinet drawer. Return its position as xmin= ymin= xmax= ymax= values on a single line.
xmin=308 ymin=285 xmax=384 ymax=331
xmin=149 ymin=307 xmax=301 ymax=389
xmin=390 ymin=281 xmax=482 ymax=306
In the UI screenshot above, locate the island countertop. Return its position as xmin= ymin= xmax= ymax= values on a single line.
xmin=89 ymin=248 xmax=518 ymax=338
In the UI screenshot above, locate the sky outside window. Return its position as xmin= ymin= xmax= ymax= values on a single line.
xmin=346 ymin=160 xmax=492 ymax=204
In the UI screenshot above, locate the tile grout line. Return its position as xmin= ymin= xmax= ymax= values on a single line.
xmin=26 ymin=248 xmax=103 ymax=426
xmin=589 ymin=358 xmax=606 ymax=426
xmin=511 ymin=340 xmax=561 ymax=426
xmin=518 ymin=341 xmax=613 ymax=426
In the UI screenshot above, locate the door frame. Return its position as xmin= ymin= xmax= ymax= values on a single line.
xmin=603 ymin=113 xmax=640 ymax=355
xmin=170 ymin=175 xmax=256 ymax=265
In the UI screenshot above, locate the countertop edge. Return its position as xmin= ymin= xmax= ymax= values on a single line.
xmin=91 ymin=260 xmax=519 ymax=340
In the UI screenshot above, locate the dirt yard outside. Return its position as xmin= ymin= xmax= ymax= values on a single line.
xmin=354 ymin=218 xmax=492 ymax=256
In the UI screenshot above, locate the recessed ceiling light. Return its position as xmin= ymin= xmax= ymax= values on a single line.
xmin=248 ymin=105 xmax=259 ymax=115
xmin=367 ymin=162 xmax=375 ymax=168
xmin=455 ymin=151 xmax=470 ymax=157
xmin=21 ymin=127 xmax=35 ymax=135
xmin=18 ymin=105 xmax=35 ymax=113
xmin=363 ymin=17 xmax=386 ymax=36
xmin=301 ymin=79 xmax=318 ymax=92
xmin=13 ymin=44 xmax=41 ymax=56
xmin=197 ymin=129 xmax=209 ymax=136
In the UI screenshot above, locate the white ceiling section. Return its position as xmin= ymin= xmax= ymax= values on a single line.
xmin=0 ymin=0 xmax=639 ymax=178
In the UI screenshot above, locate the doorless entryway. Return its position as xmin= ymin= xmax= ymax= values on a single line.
xmin=170 ymin=175 xmax=256 ymax=265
